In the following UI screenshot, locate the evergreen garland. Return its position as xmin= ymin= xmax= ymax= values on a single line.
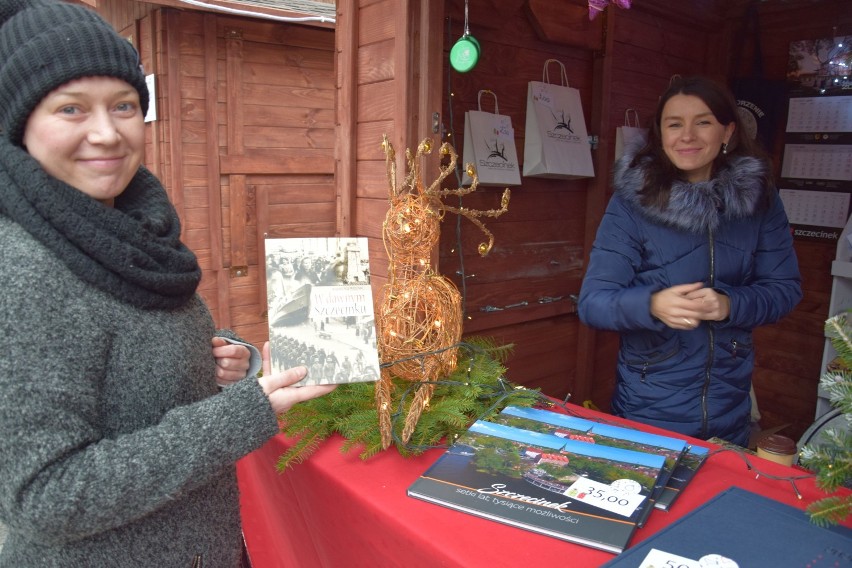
xmin=799 ymin=313 xmax=852 ymax=526
xmin=276 ymin=338 xmax=544 ymax=471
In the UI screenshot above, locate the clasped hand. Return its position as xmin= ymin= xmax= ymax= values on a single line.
xmin=650 ymin=282 xmax=730 ymax=330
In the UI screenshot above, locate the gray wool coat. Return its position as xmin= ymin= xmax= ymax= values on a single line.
xmin=0 ymin=217 xmax=280 ymax=567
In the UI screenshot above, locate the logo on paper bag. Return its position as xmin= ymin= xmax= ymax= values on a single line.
xmin=480 ymin=139 xmax=516 ymax=171
xmin=547 ymin=110 xmax=581 ymax=142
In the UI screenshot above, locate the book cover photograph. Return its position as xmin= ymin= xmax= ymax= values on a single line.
xmin=492 ymin=406 xmax=688 ymax=510
xmin=407 ymin=419 xmax=667 ymax=554
xmin=265 ymin=237 xmax=381 ymax=386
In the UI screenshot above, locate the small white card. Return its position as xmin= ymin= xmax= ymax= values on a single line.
xmin=564 ymin=477 xmax=646 ymax=517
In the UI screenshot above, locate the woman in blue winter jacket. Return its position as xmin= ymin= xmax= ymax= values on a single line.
xmin=578 ymin=76 xmax=802 ymax=448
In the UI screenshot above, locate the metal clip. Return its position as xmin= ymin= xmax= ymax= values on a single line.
xmin=480 ymin=305 xmax=503 ymax=312
xmin=504 ymin=301 xmax=528 ymax=309
xmin=538 ymin=296 xmax=563 ymax=304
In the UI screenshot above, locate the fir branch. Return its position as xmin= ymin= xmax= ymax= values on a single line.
xmin=274 ymin=337 xmax=542 ymax=469
xmin=798 ymin=313 xmax=852 ymax=526
xmin=805 ymin=495 xmax=852 ymax=527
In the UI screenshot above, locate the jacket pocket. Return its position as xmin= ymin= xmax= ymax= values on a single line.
xmin=717 ymin=336 xmax=753 ymax=360
xmin=624 ymin=344 xmax=680 ymax=383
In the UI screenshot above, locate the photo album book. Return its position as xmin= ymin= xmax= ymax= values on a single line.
xmin=264 ymin=237 xmax=381 ymax=386
xmin=407 ymin=416 xmax=668 ymax=554
xmin=490 ymin=406 xmax=690 ymax=525
xmin=407 ymin=405 xmax=711 ymax=554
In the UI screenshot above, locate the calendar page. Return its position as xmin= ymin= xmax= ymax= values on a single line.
xmin=786 ymin=96 xmax=852 ymax=133
xmin=781 ymin=144 xmax=852 ymax=181
xmin=779 ymin=188 xmax=850 ymax=228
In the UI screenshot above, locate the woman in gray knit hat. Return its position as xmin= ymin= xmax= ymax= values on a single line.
xmin=0 ymin=1 xmax=335 ymax=566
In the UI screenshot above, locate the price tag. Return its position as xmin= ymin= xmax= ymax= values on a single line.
xmin=564 ymin=477 xmax=646 ymax=517
xmin=637 ymin=548 xmax=701 ymax=568
xmin=532 ymin=84 xmax=554 ymax=110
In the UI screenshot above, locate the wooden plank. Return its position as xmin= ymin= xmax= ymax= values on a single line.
xmin=355 ymin=160 xmax=392 ymax=199
xmin=220 ymin=152 xmax=335 ymax=175
xmin=357 ymin=40 xmax=395 ymax=84
xmin=357 ymin=81 xmax=395 ymax=121
xmin=256 ymin=185 xmax=270 ymax=311
xmin=229 ymin=175 xmax=248 ymax=268
xmin=242 ymin=126 xmax=336 ymax=151
xmin=358 ymin=0 xmax=395 ymax=45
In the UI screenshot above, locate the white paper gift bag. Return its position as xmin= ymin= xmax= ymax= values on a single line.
xmin=614 ymin=108 xmax=648 ymax=162
xmin=461 ymin=90 xmax=521 ymax=186
xmin=522 ymin=59 xmax=594 ymax=179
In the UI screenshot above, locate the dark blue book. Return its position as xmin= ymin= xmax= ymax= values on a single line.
xmin=603 ymin=486 xmax=852 ymax=567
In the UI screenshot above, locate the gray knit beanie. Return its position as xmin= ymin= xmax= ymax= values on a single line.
xmin=0 ymin=0 xmax=150 ymax=146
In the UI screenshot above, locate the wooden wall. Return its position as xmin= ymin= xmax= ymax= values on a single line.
xmin=744 ymin=0 xmax=851 ymax=440
xmin=439 ymin=0 xmax=852 ymax=443
xmin=438 ymin=0 xmax=596 ymax=401
xmin=88 ymin=0 xmax=336 ymax=348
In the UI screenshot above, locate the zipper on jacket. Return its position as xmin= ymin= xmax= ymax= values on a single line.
xmin=626 ymin=346 xmax=679 ymax=383
xmin=701 ymin=226 xmax=715 ymax=438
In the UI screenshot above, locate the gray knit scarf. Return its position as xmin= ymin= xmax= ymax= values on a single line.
xmin=613 ymin=149 xmax=768 ymax=234
xmin=0 ymin=137 xmax=201 ymax=309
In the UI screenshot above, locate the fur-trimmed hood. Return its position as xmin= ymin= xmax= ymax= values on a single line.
xmin=613 ymin=149 xmax=768 ymax=234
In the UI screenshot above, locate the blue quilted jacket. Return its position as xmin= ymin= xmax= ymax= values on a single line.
xmin=578 ymin=151 xmax=801 ymax=447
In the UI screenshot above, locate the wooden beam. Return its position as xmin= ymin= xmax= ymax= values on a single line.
xmin=225 ymin=27 xmax=247 ymax=270
xmin=203 ymin=13 xmax=231 ymax=327
xmin=526 ymin=0 xmax=603 ymax=51
xmin=165 ymin=9 xmax=185 ymax=220
xmin=335 ymin=0 xmax=357 ymax=238
xmin=575 ymin=6 xmax=618 ymax=405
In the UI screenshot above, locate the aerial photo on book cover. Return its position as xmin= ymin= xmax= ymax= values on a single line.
xmin=407 ymin=420 xmax=667 ymax=554
xmin=265 ymin=237 xmax=381 ymax=386
xmin=492 ymin=405 xmax=689 ymax=518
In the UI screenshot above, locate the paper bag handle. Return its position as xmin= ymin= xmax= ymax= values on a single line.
xmin=477 ymin=89 xmax=499 ymax=114
xmin=542 ymin=59 xmax=568 ymax=87
xmin=624 ymin=109 xmax=640 ymax=127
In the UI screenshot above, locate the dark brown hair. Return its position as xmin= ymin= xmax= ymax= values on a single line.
xmin=633 ymin=75 xmax=771 ymax=209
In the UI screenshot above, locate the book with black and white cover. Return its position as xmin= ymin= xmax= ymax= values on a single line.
xmin=492 ymin=405 xmax=688 ymax=522
xmin=265 ymin=237 xmax=381 ymax=386
xmin=653 ymin=444 xmax=710 ymax=511
xmin=407 ymin=419 xmax=668 ymax=554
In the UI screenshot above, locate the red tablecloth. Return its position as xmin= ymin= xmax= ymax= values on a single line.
xmin=237 ymin=405 xmax=841 ymax=567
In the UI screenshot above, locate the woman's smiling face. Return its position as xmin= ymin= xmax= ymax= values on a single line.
xmin=22 ymin=76 xmax=144 ymax=205
xmin=660 ymin=93 xmax=735 ymax=183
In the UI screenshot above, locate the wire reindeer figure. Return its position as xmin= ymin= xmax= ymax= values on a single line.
xmin=375 ymin=135 xmax=510 ymax=449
